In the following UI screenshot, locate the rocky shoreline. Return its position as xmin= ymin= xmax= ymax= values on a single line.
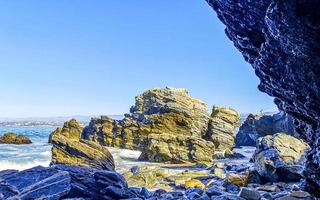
xmin=0 ymin=0 xmax=318 ymax=198
xmin=0 ymin=87 xmax=315 ymax=199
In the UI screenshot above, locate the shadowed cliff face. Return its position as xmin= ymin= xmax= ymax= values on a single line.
xmin=206 ymin=0 xmax=320 ymax=195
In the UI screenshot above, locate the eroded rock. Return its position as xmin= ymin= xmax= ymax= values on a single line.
xmin=254 ymin=133 xmax=310 ymax=182
xmin=206 ymin=106 xmax=240 ymax=153
xmin=50 ymin=119 xmax=115 ymax=171
xmin=82 ymin=87 xmax=239 ymax=163
xmin=0 ymin=132 xmax=32 ymax=145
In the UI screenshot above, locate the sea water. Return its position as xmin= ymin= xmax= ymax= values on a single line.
xmin=0 ymin=126 xmax=55 ymax=171
xmin=0 ymin=125 xmax=256 ymax=172
xmin=0 ymin=125 xmax=146 ymax=172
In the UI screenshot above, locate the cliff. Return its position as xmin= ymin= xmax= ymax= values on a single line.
xmin=207 ymin=0 xmax=320 ymax=195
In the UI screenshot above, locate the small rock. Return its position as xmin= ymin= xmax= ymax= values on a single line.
xmin=185 ymin=179 xmax=205 ymax=190
xmin=213 ymin=168 xmax=226 ymax=179
xmin=205 ymin=186 xmax=224 ymax=197
xmin=227 ymin=173 xmax=249 ymax=187
xmin=226 ymin=184 xmax=239 ymax=194
xmin=238 ymin=187 xmax=261 ymax=200
xmin=257 ymin=185 xmax=280 ymax=192
xmin=131 ymin=166 xmax=140 ymax=174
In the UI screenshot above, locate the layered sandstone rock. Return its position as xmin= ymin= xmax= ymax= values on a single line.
xmin=50 ymin=119 xmax=115 ymax=171
xmin=235 ymin=112 xmax=295 ymax=147
xmin=205 ymin=106 xmax=240 ymax=152
xmin=53 ymin=87 xmax=239 ymax=164
xmin=82 ymin=87 xmax=239 ymax=163
xmin=207 ymin=0 xmax=320 ymax=195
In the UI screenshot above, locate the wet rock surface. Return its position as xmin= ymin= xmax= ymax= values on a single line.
xmin=207 ymin=0 xmax=320 ymax=196
xmin=236 ymin=112 xmax=295 ymax=147
xmin=0 ymin=132 xmax=32 ymax=144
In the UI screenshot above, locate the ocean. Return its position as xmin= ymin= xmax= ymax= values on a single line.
xmin=0 ymin=125 xmax=149 ymax=173
xmin=0 ymin=126 xmax=55 ymax=171
xmin=0 ymin=125 xmax=255 ymax=173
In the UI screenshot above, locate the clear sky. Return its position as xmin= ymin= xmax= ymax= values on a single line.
xmin=0 ymin=0 xmax=277 ymax=118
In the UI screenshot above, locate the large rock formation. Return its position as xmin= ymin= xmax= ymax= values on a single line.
xmin=235 ymin=112 xmax=295 ymax=147
xmin=0 ymin=132 xmax=32 ymax=144
xmin=254 ymin=133 xmax=310 ymax=182
xmin=207 ymin=0 xmax=320 ymax=195
xmin=205 ymin=106 xmax=240 ymax=152
xmin=50 ymin=119 xmax=115 ymax=171
xmin=82 ymin=87 xmax=239 ymax=163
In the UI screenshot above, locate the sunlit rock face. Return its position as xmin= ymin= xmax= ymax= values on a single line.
xmin=83 ymin=87 xmax=240 ymax=163
xmin=206 ymin=0 xmax=320 ymax=195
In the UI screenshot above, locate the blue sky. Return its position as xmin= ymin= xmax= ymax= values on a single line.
xmin=0 ymin=0 xmax=276 ymax=118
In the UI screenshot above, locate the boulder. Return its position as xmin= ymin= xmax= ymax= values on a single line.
xmin=0 ymin=165 xmax=135 ymax=200
xmin=0 ymin=166 xmax=70 ymax=200
xmin=235 ymin=112 xmax=295 ymax=147
xmin=205 ymin=106 xmax=240 ymax=152
xmin=254 ymin=133 xmax=310 ymax=182
xmin=50 ymin=119 xmax=115 ymax=171
xmin=0 ymin=132 xmax=32 ymax=144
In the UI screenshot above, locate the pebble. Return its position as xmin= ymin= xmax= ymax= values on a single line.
xmin=238 ymin=187 xmax=261 ymax=200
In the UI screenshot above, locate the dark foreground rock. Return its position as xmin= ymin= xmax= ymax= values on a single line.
xmin=236 ymin=112 xmax=295 ymax=147
xmin=0 ymin=165 xmax=130 ymax=200
xmin=254 ymin=133 xmax=310 ymax=182
xmin=0 ymin=164 xmax=316 ymax=199
xmin=207 ymin=0 xmax=320 ymax=196
xmin=0 ymin=132 xmax=32 ymax=144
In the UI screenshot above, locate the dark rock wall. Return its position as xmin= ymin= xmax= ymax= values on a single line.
xmin=206 ymin=0 xmax=320 ymax=195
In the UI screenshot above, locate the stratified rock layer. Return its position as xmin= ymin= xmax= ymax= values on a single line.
xmin=50 ymin=119 xmax=115 ymax=171
xmin=254 ymin=133 xmax=310 ymax=182
xmin=207 ymin=0 xmax=320 ymax=195
xmin=82 ymin=87 xmax=239 ymax=163
xmin=0 ymin=165 xmax=132 ymax=200
xmin=205 ymin=106 xmax=240 ymax=152
xmin=236 ymin=112 xmax=295 ymax=147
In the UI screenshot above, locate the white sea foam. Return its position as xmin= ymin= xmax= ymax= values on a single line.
xmin=0 ymin=160 xmax=51 ymax=171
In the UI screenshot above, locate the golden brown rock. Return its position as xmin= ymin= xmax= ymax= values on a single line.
xmin=50 ymin=119 xmax=115 ymax=171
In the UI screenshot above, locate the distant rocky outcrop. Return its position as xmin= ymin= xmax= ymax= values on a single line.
xmin=254 ymin=133 xmax=310 ymax=182
xmin=82 ymin=87 xmax=239 ymax=163
xmin=50 ymin=119 xmax=115 ymax=171
xmin=235 ymin=112 xmax=295 ymax=147
xmin=0 ymin=132 xmax=32 ymax=144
